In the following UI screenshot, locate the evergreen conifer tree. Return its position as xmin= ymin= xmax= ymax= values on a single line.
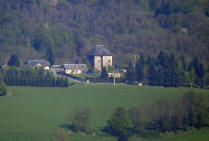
xmin=136 ymin=55 xmax=144 ymax=82
xmin=147 ymin=63 xmax=157 ymax=85
xmin=45 ymin=47 xmax=55 ymax=65
xmin=8 ymin=55 xmax=20 ymax=67
xmin=126 ymin=63 xmax=137 ymax=84
xmin=100 ymin=67 xmax=108 ymax=79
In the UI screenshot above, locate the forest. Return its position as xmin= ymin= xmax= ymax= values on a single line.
xmin=0 ymin=0 xmax=209 ymax=64
xmin=124 ymin=51 xmax=208 ymax=88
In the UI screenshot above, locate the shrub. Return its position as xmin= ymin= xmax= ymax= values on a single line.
xmin=69 ymin=107 xmax=91 ymax=133
xmin=0 ymin=83 xmax=7 ymax=96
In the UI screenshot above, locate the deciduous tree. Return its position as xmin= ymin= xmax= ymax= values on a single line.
xmin=104 ymin=107 xmax=132 ymax=141
xmin=70 ymin=107 xmax=91 ymax=133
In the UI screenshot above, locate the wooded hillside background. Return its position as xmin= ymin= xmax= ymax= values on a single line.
xmin=0 ymin=0 xmax=209 ymax=64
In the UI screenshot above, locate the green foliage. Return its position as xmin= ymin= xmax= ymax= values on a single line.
xmin=154 ymin=0 xmax=194 ymax=16
xmin=136 ymin=55 xmax=145 ymax=82
xmin=205 ymin=7 xmax=209 ymax=17
xmin=146 ymin=52 xmax=178 ymax=87
xmin=0 ymin=82 xmax=7 ymax=96
xmin=52 ymin=30 xmax=74 ymax=48
xmin=188 ymin=57 xmax=204 ymax=87
xmin=184 ymin=70 xmax=197 ymax=88
xmin=150 ymin=99 xmax=185 ymax=132
xmin=100 ymin=67 xmax=108 ymax=79
xmin=45 ymin=47 xmax=55 ymax=65
xmin=182 ymin=91 xmax=209 ymax=128
xmin=141 ymin=21 xmax=153 ymax=31
xmin=204 ymin=71 xmax=209 ymax=88
xmin=147 ymin=62 xmax=157 ymax=85
xmin=150 ymin=91 xmax=209 ymax=132
xmin=0 ymin=11 xmax=22 ymax=46
xmin=128 ymin=107 xmax=147 ymax=136
xmin=125 ymin=63 xmax=137 ymax=84
xmin=107 ymin=65 xmax=113 ymax=73
xmin=74 ymin=33 xmax=85 ymax=57
xmin=0 ymin=65 xmax=3 ymax=74
xmin=103 ymin=90 xmax=209 ymax=139
xmin=3 ymin=67 xmax=69 ymax=87
xmin=32 ymin=28 xmax=54 ymax=52
xmin=122 ymin=52 xmax=206 ymax=88
xmin=0 ymin=0 xmax=209 ymax=64
xmin=8 ymin=54 xmax=20 ymax=67
xmin=0 ymin=85 xmax=208 ymax=141
xmin=104 ymin=107 xmax=132 ymax=141
xmin=70 ymin=107 xmax=91 ymax=133
xmin=149 ymin=0 xmax=161 ymax=11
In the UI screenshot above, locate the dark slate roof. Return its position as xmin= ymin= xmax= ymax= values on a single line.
xmin=87 ymin=45 xmax=111 ymax=56
xmin=27 ymin=59 xmax=50 ymax=66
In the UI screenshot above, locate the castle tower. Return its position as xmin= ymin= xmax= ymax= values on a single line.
xmin=87 ymin=45 xmax=112 ymax=72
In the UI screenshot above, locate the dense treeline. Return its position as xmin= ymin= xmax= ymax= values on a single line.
xmin=0 ymin=0 xmax=209 ymax=63
xmin=3 ymin=66 xmax=69 ymax=87
xmin=104 ymin=91 xmax=209 ymax=141
xmin=150 ymin=92 xmax=209 ymax=132
xmin=0 ymin=65 xmax=7 ymax=95
xmin=126 ymin=51 xmax=209 ymax=88
xmin=63 ymin=91 xmax=209 ymax=141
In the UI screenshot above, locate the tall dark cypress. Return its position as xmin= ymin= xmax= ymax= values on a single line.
xmin=8 ymin=55 xmax=20 ymax=67
xmin=156 ymin=51 xmax=167 ymax=86
xmin=180 ymin=55 xmax=187 ymax=71
xmin=147 ymin=63 xmax=157 ymax=85
xmin=136 ymin=55 xmax=145 ymax=82
xmin=126 ymin=62 xmax=137 ymax=84
xmin=64 ymin=77 xmax=69 ymax=87
xmin=45 ymin=47 xmax=55 ymax=65
xmin=188 ymin=57 xmax=204 ymax=87
xmin=168 ymin=53 xmax=178 ymax=87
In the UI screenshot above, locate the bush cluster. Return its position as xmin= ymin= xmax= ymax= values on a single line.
xmin=104 ymin=91 xmax=209 ymax=141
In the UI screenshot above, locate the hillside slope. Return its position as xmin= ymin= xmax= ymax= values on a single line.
xmin=0 ymin=0 xmax=209 ymax=64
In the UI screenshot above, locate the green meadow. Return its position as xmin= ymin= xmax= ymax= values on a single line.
xmin=0 ymin=84 xmax=208 ymax=141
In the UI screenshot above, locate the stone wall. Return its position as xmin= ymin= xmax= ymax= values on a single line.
xmin=94 ymin=56 xmax=102 ymax=71
xmin=103 ymin=56 xmax=112 ymax=68
xmin=93 ymin=56 xmax=112 ymax=71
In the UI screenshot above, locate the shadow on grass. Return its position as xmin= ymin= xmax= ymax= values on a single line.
xmin=60 ymin=124 xmax=98 ymax=135
xmin=0 ymin=94 xmax=6 ymax=96
xmin=60 ymin=124 xmax=74 ymax=130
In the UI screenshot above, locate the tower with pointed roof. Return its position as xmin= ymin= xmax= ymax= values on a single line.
xmin=87 ymin=45 xmax=112 ymax=71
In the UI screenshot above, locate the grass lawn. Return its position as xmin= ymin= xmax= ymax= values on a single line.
xmin=70 ymin=128 xmax=209 ymax=141
xmin=140 ymin=128 xmax=209 ymax=141
xmin=0 ymin=84 xmax=208 ymax=141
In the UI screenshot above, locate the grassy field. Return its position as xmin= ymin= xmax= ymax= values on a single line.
xmin=0 ymin=84 xmax=208 ymax=141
